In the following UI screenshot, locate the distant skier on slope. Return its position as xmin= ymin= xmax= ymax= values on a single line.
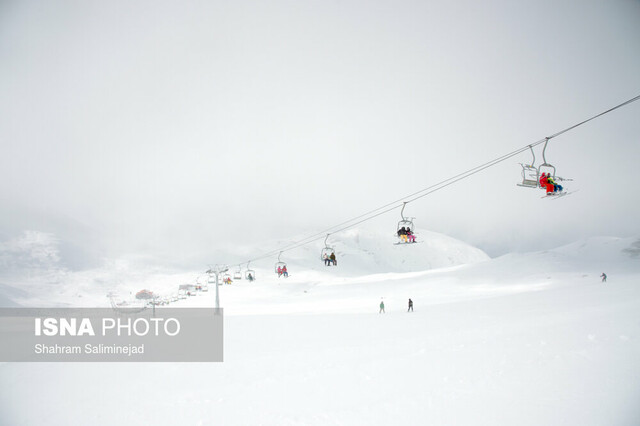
xmin=408 ymin=298 xmax=413 ymax=312
xmin=601 ymin=272 xmax=607 ymax=282
xmin=379 ymin=300 xmax=385 ymax=313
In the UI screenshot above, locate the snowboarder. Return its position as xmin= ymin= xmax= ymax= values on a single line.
xmin=330 ymin=252 xmax=337 ymax=266
xmin=601 ymin=272 xmax=607 ymax=282
xmin=379 ymin=300 xmax=385 ymax=313
xmin=408 ymin=298 xmax=413 ymax=312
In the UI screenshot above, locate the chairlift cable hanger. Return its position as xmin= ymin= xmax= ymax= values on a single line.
xmin=230 ymin=94 xmax=640 ymax=268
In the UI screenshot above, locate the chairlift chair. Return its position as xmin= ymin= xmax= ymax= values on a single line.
xmin=517 ymin=145 xmax=539 ymax=188
xmin=245 ymin=261 xmax=256 ymax=281
xmin=274 ymin=252 xmax=287 ymax=274
xmin=320 ymin=234 xmax=336 ymax=261
xmin=233 ymin=265 xmax=242 ymax=280
xmin=537 ymin=138 xmax=557 ymax=182
xmin=396 ymin=202 xmax=415 ymax=239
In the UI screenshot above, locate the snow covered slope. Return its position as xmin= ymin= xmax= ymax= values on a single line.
xmin=0 ymin=227 xmax=490 ymax=307
xmin=1 ymin=234 xmax=639 ymax=426
xmin=190 ymin=234 xmax=640 ymax=316
xmin=288 ymin=227 xmax=490 ymax=275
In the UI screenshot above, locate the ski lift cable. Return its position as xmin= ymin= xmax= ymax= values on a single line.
xmin=232 ymin=94 xmax=640 ymax=268
xmin=240 ymin=143 xmax=537 ymax=265
xmin=259 ymin=147 xmax=538 ymax=258
xmin=241 ymin=144 xmax=541 ymax=264
xmin=241 ymin=149 xmax=534 ymax=264
xmin=545 ymin=94 xmax=640 ymax=141
xmin=235 ymin=94 xmax=640 ymax=267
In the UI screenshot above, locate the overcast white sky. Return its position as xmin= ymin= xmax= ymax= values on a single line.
xmin=1 ymin=0 xmax=639 ymax=268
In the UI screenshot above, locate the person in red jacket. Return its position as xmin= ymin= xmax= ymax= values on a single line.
xmin=540 ymin=173 xmax=549 ymax=191
xmin=540 ymin=173 xmax=556 ymax=194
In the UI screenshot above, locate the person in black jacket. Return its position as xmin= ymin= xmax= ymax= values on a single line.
xmin=397 ymin=227 xmax=408 ymax=242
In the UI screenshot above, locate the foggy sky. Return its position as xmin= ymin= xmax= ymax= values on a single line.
xmin=1 ymin=0 xmax=639 ymax=269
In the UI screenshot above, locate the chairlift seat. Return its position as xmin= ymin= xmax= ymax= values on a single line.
xmin=397 ymin=220 xmax=414 ymax=233
xmin=538 ymin=163 xmax=557 ymax=180
xmin=517 ymin=164 xmax=539 ymax=188
xmin=321 ymin=247 xmax=335 ymax=260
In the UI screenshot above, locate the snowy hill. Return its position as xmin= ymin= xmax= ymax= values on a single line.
xmin=288 ymin=227 xmax=490 ymax=275
xmin=0 ymin=227 xmax=490 ymax=308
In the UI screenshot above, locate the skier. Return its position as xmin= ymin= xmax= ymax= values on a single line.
xmin=541 ymin=173 xmax=554 ymax=194
xmin=277 ymin=266 xmax=282 ymax=277
xmin=330 ymin=252 xmax=337 ymax=266
xmin=540 ymin=172 xmax=549 ymax=190
xmin=398 ymin=227 xmax=408 ymax=243
xmin=379 ymin=300 xmax=385 ymax=313
xmin=323 ymin=253 xmax=330 ymax=266
xmin=247 ymin=273 xmax=254 ymax=282
xmin=408 ymin=298 xmax=413 ymax=312
xmin=601 ymin=272 xmax=607 ymax=282
xmin=406 ymin=229 xmax=416 ymax=243
xmin=282 ymin=265 xmax=288 ymax=278
xmin=547 ymin=175 xmax=563 ymax=193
